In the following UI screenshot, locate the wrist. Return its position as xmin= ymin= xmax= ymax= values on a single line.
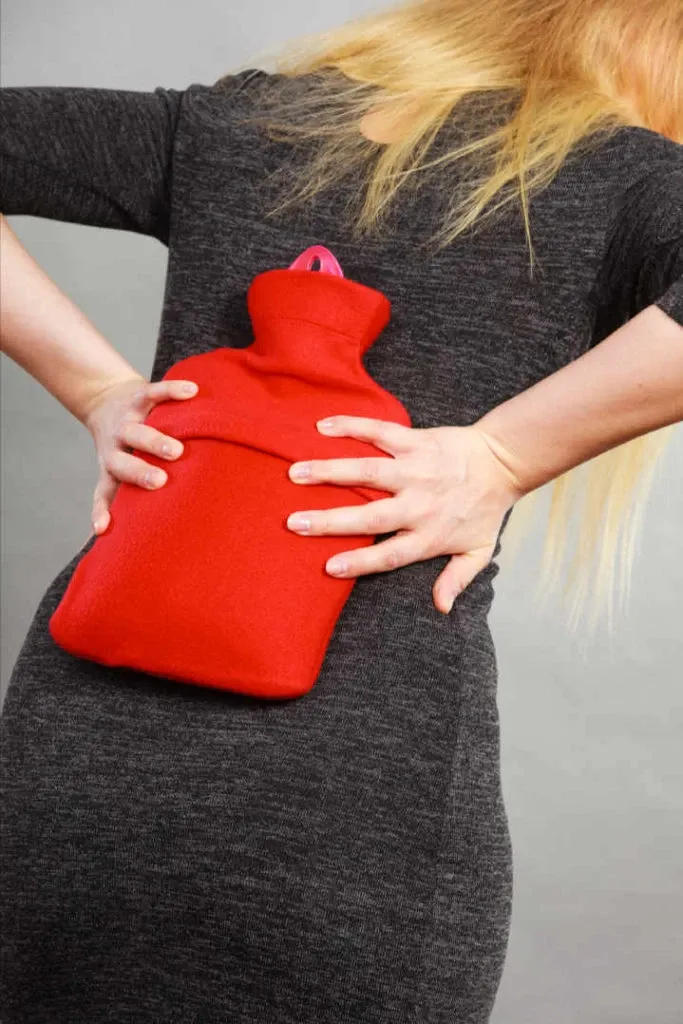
xmin=473 ymin=416 xmax=540 ymax=501
xmin=77 ymin=371 xmax=146 ymax=429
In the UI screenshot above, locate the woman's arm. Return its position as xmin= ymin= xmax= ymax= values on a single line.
xmin=0 ymin=212 xmax=200 ymax=534
xmin=0 ymin=213 xmax=142 ymax=422
xmin=0 ymin=83 xmax=189 ymax=411
xmin=475 ymin=303 xmax=683 ymax=496
xmin=0 ymin=84 xmax=184 ymax=241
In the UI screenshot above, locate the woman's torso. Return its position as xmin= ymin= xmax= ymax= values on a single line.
xmin=1 ymin=69 xmax=681 ymax=1021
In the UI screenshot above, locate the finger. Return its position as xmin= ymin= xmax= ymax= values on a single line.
xmin=105 ymin=448 xmax=168 ymax=490
xmin=287 ymin=496 xmax=411 ymax=537
xmin=433 ymin=548 xmax=493 ymax=614
xmin=132 ymin=379 xmax=199 ymax=406
xmin=91 ymin=470 xmax=118 ymax=533
xmin=289 ymin=456 xmax=401 ymax=492
xmin=118 ymin=421 xmax=184 ymax=461
xmin=317 ymin=415 xmax=418 ymax=456
xmin=324 ymin=529 xmax=422 ymax=579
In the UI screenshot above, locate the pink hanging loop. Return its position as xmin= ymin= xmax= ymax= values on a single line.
xmin=288 ymin=245 xmax=344 ymax=277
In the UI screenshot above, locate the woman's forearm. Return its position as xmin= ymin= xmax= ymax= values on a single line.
xmin=475 ymin=303 xmax=683 ymax=497
xmin=0 ymin=213 xmax=143 ymax=424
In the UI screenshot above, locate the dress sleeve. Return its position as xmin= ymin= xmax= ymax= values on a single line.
xmin=589 ymin=154 xmax=683 ymax=348
xmin=0 ymin=84 xmax=185 ymax=244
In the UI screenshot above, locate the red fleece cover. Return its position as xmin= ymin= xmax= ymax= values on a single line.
xmin=49 ymin=254 xmax=412 ymax=699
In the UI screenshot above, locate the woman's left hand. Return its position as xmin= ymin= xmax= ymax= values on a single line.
xmin=286 ymin=415 xmax=526 ymax=614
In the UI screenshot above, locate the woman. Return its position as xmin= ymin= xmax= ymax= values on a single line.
xmin=1 ymin=0 xmax=681 ymax=1020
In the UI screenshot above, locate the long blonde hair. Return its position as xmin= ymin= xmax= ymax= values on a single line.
xmin=220 ymin=0 xmax=682 ymax=637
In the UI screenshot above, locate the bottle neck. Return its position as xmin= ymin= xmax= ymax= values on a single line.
xmin=246 ymin=269 xmax=391 ymax=369
xmin=247 ymin=316 xmax=372 ymax=381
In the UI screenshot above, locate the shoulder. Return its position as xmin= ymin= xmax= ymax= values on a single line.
xmin=592 ymin=128 xmax=683 ymax=323
xmin=603 ymin=128 xmax=683 ymax=238
xmin=562 ymin=123 xmax=682 ymax=192
xmin=607 ymin=124 xmax=683 ymax=161
xmin=586 ymin=125 xmax=683 ymax=198
xmin=557 ymin=125 xmax=683 ymax=252
xmin=175 ymin=68 xmax=292 ymax=129
xmin=612 ymin=126 xmax=683 ymax=190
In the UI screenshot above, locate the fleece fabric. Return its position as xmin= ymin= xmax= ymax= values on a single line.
xmin=48 ymin=254 xmax=413 ymax=698
xmin=0 ymin=69 xmax=682 ymax=1024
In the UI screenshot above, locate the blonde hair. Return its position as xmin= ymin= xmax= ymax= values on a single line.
xmin=221 ymin=0 xmax=682 ymax=638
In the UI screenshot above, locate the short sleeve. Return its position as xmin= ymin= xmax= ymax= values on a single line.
xmin=589 ymin=154 xmax=683 ymax=347
xmin=0 ymin=84 xmax=185 ymax=244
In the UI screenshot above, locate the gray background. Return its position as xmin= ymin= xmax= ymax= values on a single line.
xmin=2 ymin=2 xmax=682 ymax=1021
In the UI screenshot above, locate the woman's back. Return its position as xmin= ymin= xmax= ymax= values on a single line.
xmin=1 ymin=68 xmax=681 ymax=1023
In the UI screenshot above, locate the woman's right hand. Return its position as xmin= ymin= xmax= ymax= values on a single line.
xmin=81 ymin=375 xmax=200 ymax=537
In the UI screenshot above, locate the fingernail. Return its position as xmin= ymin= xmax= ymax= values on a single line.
xmin=161 ymin=441 xmax=183 ymax=457
xmin=291 ymin=462 xmax=312 ymax=480
xmin=144 ymin=468 xmax=166 ymax=487
xmin=317 ymin=418 xmax=335 ymax=431
xmin=326 ymin=557 xmax=347 ymax=575
xmin=445 ymin=594 xmax=455 ymax=614
xmin=287 ymin=514 xmax=312 ymax=533
xmin=93 ymin=517 xmax=106 ymax=533
xmin=182 ymin=382 xmax=198 ymax=394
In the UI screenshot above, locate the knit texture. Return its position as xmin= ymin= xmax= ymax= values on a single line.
xmin=1 ymin=70 xmax=682 ymax=1024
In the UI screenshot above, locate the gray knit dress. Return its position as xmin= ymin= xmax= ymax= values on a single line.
xmin=1 ymin=69 xmax=682 ymax=1024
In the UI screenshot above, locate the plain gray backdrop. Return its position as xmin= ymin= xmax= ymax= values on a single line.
xmin=2 ymin=2 xmax=682 ymax=1021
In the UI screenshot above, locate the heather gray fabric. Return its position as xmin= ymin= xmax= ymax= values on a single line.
xmin=1 ymin=70 xmax=682 ymax=1024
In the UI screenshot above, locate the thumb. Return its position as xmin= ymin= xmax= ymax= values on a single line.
xmin=433 ymin=549 xmax=492 ymax=614
xmin=92 ymin=467 xmax=118 ymax=535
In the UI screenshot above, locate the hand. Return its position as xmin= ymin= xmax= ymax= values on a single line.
xmin=81 ymin=375 xmax=200 ymax=537
xmin=286 ymin=415 xmax=526 ymax=614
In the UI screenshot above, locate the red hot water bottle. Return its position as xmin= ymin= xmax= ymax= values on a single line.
xmin=49 ymin=245 xmax=412 ymax=699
